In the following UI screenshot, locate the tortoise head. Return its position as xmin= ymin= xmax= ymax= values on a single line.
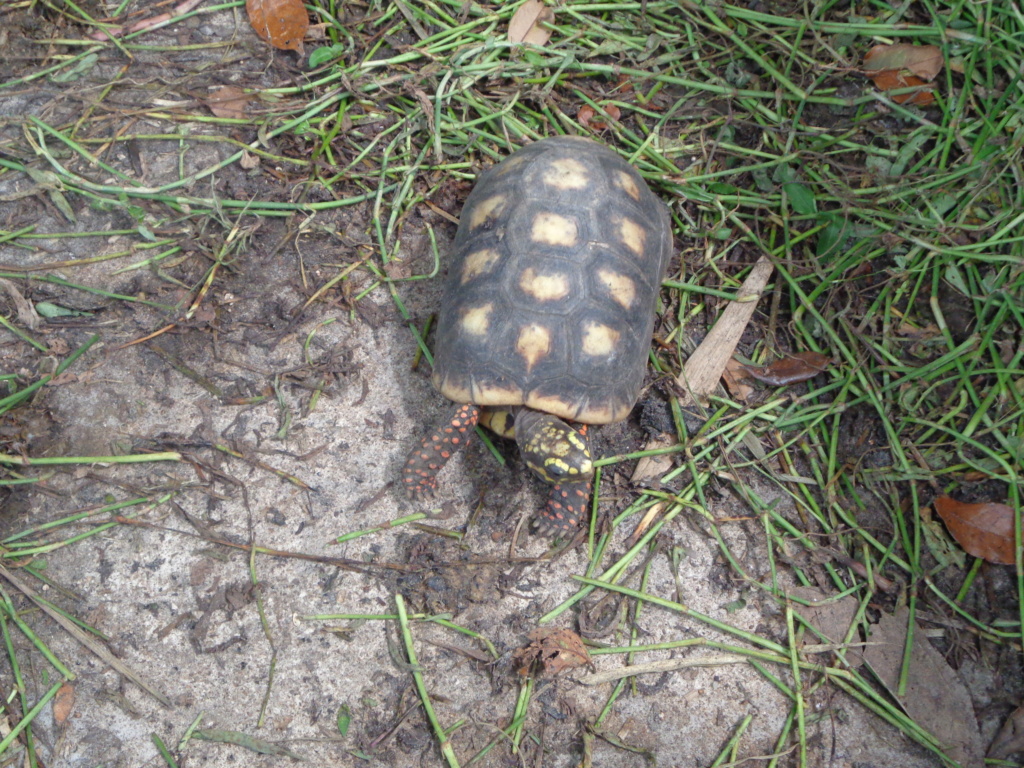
xmin=513 ymin=409 xmax=593 ymax=485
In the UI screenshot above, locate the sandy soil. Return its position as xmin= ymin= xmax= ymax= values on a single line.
xmin=0 ymin=3 xmax=983 ymax=766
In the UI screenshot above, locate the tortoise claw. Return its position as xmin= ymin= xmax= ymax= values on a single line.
xmin=404 ymin=475 xmax=437 ymax=501
xmin=533 ymin=479 xmax=591 ymax=538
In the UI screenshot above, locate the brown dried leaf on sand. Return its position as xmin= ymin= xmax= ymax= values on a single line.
xmin=206 ymin=86 xmax=251 ymax=120
xmin=863 ymin=607 xmax=985 ymax=768
xmin=988 ymin=705 xmax=1024 ymax=761
xmin=513 ymin=628 xmax=591 ymax=677
xmin=789 ymin=586 xmax=865 ymax=667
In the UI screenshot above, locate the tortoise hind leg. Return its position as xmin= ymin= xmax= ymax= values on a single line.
xmin=534 ymin=478 xmax=591 ymax=537
xmin=402 ymin=403 xmax=480 ymax=499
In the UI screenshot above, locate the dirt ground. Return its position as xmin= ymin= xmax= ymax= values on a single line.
xmin=0 ymin=3 xmax=1012 ymax=767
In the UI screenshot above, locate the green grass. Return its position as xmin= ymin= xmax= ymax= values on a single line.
xmin=0 ymin=0 xmax=1021 ymax=765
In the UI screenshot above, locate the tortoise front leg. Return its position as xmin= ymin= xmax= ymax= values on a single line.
xmin=402 ymin=403 xmax=480 ymax=499
xmin=534 ymin=478 xmax=591 ymax=537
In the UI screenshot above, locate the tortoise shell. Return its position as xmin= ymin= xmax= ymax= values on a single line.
xmin=431 ymin=136 xmax=672 ymax=425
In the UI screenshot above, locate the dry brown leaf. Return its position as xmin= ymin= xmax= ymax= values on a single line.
xmin=0 ymin=277 xmax=40 ymax=330
xmin=988 ymin=705 xmax=1024 ymax=760
xmin=206 ymin=86 xmax=250 ymax=120
xmin=862 ymin=44 xmax=941 ymax=106
xmin=508 ymin=0 xmax=554 ymax=46
xmin=790 ymin=586 xmax=864 ymax=667
xmin=577 ymin=104 xmax=596 ymax=128
xmin=868 ymin=70 xmax=936 ymax=105
xmin=864 ymin=608 xmax=985 ymax=767
xmin=611 ymin=74 xmax=634 ymax=96
xmin=239 ymin=150 xmax=260 ymax=170
xmin=578 ymin=103 xmax=620 ymax=130
xmin=742 ymin=351 xmax=831 ymax=386
xmin=896 ymin=320 xmax=941 ymax=339
xmin=247 ymin=0 xmax=308 ymax=53
xmin=933 ymin=496 xmax=1017 ymax=565
xmin=722 ymin=357 xmax=755 ymax=401
xmin=864 ymin=44 xmax=944 ymax=80
xmin=513 ymin=628 xmax=591 ymax=677
xmin=53 ymin=682 xmax=75 ymax=726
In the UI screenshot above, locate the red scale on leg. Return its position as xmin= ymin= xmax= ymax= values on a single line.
xmin=403 ymin=404 xmax=480 ymax=499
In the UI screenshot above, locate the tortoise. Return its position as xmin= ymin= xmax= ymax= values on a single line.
xmin=403 ymin=135 xmax=673 ymax=535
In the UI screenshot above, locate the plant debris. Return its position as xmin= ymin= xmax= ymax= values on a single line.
xmin=932 ymin=496 xmax=1018 ymax=565
xmin=508 ymin=0 xmax=554 ymax=46
xmin=740 ymin=351 xmax=832 ymax=386
xmin=246 ymin=0 xmax=308 ymax=53
xmin=862 ymin=43 xmax=943 ymax=105
xmin=513 ymin=628 xmax=591 ymax=677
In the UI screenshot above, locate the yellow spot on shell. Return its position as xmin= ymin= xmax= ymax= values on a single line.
xmin=519 ymin=268 xmax=570 ymax=301
xmin=460 ymin=304 xmax=493 ymax=336
xmin=581 ymin=321 xmax=620 ymax=357
xmin=532 ymin=212 xmax=578 ymax=246
xmin=542 ymin=158 xmax=589 ymax=190
xmin=618 ymin=216 xmax=646 ymax=256
xmin=469 ymin=195 xmax=507 ymax=229
xmin=616 ymin=170 xmax=641 ymax=201
xmin=461 ymin=248 xmax=502 ymax=284
xmin=597 ymin=269 xmax=636 ymax=309
xmin=516 ymin=324 xmax=552 ymax=371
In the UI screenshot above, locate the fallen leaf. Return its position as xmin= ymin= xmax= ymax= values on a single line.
xmin=864 ymin=44 xmax=944 ymax=80
xmin=513 ymin=628 xmax=591 ymax=677
xmin=862 ymin=44 xmax=941 ymax=106
xmin=629 ymin=434 xmax=675 ymax=484
xmin=864 ymin=607 xmax=985 ymax=768
xmin=896 ymin=320 xmax=941 ymax=339
xmin=508 ymin=0 xmax=554 ymax=46
xmin=790 ymin=586 xmax=864 ymax=667
xmin=578 ymin=104 xmax=596 ymax=128
xmin=206 ymin=86 xmax=250 ymax=119
xmin=611 ymin=74 xmax=634 ymax=95
xmin=0 ymin=278 xmax=40 ymax=330
xmin=722 ymin=357 xmax=755 ymax=401
xmin=867 ymin=70 xmax=936 ymax=105
xmin=933 ymin=496 xmax=1017 ymax=565
xmin=247 ymin=0 xmax=308 ymax=53
xmin=239 ymin=150 xmax=261 ymax=170
xmin=988 ymin=705 xmax=1024 ymax=760
xmin=53 ymin=682 xmax=75 ymax=726
xmin=741 ymin=351 xmax=831 ymax=386
xmin=578 ymin=103 xmax=621 ymax=130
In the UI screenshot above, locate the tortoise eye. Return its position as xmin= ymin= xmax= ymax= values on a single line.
xmin=546 ymin=463 xmax=567 ymax=478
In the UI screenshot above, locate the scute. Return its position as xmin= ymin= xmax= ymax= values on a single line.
xmin=433 ymin=136 xmax=672 ymax=425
